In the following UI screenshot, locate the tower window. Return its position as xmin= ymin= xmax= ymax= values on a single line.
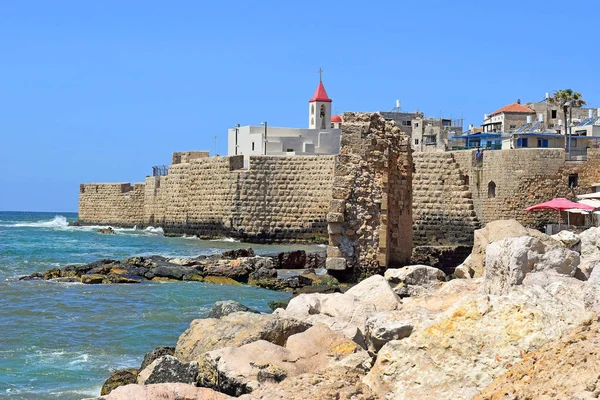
xmin=311 ymin=104 xmax=315 ymax=115
xmin=569 ymin=174 xmax=579 ymax=188
xmin=488 ymin=181 xmax=496 ymax=198
xmin=252 ymin=142 xmax=255 ymax=151
xmin=552 ymin=110 xmax=557 ymax=119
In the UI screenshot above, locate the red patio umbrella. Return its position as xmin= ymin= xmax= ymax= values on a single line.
xmin=525 ymin=197 xmax=596 ymax=228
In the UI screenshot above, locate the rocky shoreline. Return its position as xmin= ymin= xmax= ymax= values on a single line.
xmin=75 ymin=219 xmax=600 ymax=399
xmin=19 ymin=249 xmax=345 ymax=295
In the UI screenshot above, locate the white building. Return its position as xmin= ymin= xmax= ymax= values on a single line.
xmin=227 ymin=79 xmax=342 ymax=162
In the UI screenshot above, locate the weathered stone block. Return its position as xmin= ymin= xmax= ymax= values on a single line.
xmin=326 ymin=257 xmax=347 ymax=271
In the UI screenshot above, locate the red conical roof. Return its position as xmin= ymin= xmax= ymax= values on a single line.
xmin=309 ymin=81 xmax=332 ymax=103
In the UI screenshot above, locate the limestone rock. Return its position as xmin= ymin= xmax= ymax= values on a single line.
xmin=364 ymin=285 xmax=591 ymax=400
xmin=462 ymin=219 xmax=557 ymax=278
xmin=577 ymin=258 xmax=600 ymax=281
xmin=454 ymin=254 xmax=474 ymax=279
xmin=175 ymin=312 xmax=310 ymax=363
xmin=482 ymin=236 xmax=579 ymax=295
xmin=100 ymin=368 xmax=139 ymax=396
xmin=137 ymin=355 xmax=198 ymax=385
xmin=364 ymin=309 xmax=435 ymax=353
xmin=346 ymin=274 xmax=401 ymax=311
xmin=580 ymin=226 xmax=600 ymax=259
xmin=239 ymin=366 xmax=377 ymax=400
xmin=207 ymin=300 xmax=259 ymax=319
xmin=474 ymin=318 xmax=600 ymax=400
xmin=140 ymin=346 xmax=175 ymax=371
xmin=551 ymin=229 xmax=581 ymax=252
xmin=87 ymin=383 xmax=231 ymax=400
xmin=384 ymin=265 xmax=446 ymax=297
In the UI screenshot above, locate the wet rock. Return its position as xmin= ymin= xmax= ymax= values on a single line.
xmin=175 ymin=312 xmax=311 ymax=363
xmin=61 ymin=263 xmax=97 ymax=277
xmin=384 ymin=265 xmax=446 ymax=297
xmin=49 ymin=277 xmax=80 ymax=283
xmin=220 ymin=248 xmax=255 ymax=259
xmin=146 ymin=264 xmax=197 ymax=281
xmin=43 ymin=268 xmax=61 ymax=280
xmin=81 ymin=274 xmax=105 ymax=284
xmin=268 ymin=299 xmax=289 ymax=311
xmin=208 ymin=300 xmax=259 ymax=319
xmin=140 ymin=346 xmax=175 ymax=371
xmin=19 ymin=272 xmax=43 ymax=281
xmin=201 ymin=276 xmax=242 ymax=285
xmin=137 ymin=355 xmax=198 ymax=385
xmin=249 ymin=277 xmax=290 ymax=291
xmin=269 ymin=251 xmax=307 ymax=269
xmin=100 ymin=368 xmax=139 ymax=396
xmin=305 ymin=251 xmax=326 ymax=269
xmin=97 ymin=227 xmax=116 ymax=235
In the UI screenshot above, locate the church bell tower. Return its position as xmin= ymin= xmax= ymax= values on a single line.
xmin=308 ymin=69 xmax=332 ymax=129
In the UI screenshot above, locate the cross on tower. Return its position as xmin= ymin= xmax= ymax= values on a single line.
xmin=318 ymin=67 xmax=323 ymax=82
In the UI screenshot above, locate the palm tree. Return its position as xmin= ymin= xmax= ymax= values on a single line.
xmin=550 ymin=89 xmax=586 ymax=154
xmin=550 ymin=89 xmax=586 ymax=133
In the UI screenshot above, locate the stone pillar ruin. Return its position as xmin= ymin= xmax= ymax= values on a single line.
xmin=326 ymin=112 xmax=413 ymax=281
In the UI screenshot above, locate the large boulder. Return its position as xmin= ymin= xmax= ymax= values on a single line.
xmin=175 ymin=312 xmax=310 ymax=363
xmin=207 ymin=300 xmax=259 ymax=319
xmin=239 ymin=366 xmax=376 ymax=400
xmin=580 ymin=226 xmax=600 ymax=259
xmin=345 ymin=274 xmax=401 ymax=311
xmin=100 ymin=368 xmax=139 ymax=396
xmin=86 ymin=383 xmax=231 ymax=400
xmin=384 ymin=265 xmax=446 ymax=297
xmin=269 ymin=250 xmax=307 ymax=269
xmin=196 ymin=325 xmax=371 ymax=396
xmin=137 ymin=355 xmax=198 ymax=385
xmin=551 ymin=229 xmax=581 ymax=252
xmin=457 ymin=219 xmax=557 ymax=278
xmin=474 ymin=318 xmax=600 ymax=400
xmin=364 ymin=308 xmax=435 ymax=353
xmin=140 ymin=346 xmax=175 ymax=371
xmin=482 ymin=236 xmax=579 ymax=295
xmin=364 ymin=284 xmax=591 ymax=400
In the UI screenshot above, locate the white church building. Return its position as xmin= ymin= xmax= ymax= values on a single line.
xmin=227 ymin=79 xmax=342 ymax=163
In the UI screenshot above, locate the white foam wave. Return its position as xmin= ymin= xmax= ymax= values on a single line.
xmin=209 ymin=237 xmax=239 ymax=243
xmin=11 ymin=215 xmax=69 ymax=229
xmin=182 ymin=234 xmax=199 ymax=240
xmin=145 ymin=226 xmax=164 ymax=234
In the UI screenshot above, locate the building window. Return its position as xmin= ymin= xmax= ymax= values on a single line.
xmin=569 ymin=174 xmax=579 ymax=188
xmin=252 ymin=142 xmax=255 ymax=151
xmin=509 ymin=125 xmax=516 ymax=129
xmin=537 ymin=138 xmax=548 ymax=148
xmin=311 ymin=104 xmax=315 ymax=115
xmin=414 ymin=123 xmax=419 ymax=128
xmin=552 ymin=110 xmax=557 ymax=119
xmin=414 ymin=139 xmax=419 ymax=145
xmin=517 ymin=138 xmax=529 ymax=148
xmin=286 ymin=148 xmax=294 ymax=152
xmin=488 ymin=181 xmax=496 ymax=198
xmin=402 ymin=120 xmax=412 ymax=126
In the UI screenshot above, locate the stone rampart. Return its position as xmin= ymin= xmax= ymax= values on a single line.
xmin=79 ymin=155 xmax=335 ymax=242
xmin=78 ymin=182 xmax=146 ymax=227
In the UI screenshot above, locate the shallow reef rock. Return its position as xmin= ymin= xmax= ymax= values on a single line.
xmin=100 ymin=368 xmax=139 ymax=396
xmin=474 ymin=318 xmax=600 ymax=400
xmin=207 ymin=300 xmax=259 ymax=319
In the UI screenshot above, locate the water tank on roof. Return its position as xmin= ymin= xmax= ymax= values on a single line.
xmin=396 ymin=100 xmax=401 ymax=109
xmin=527 ymin=115 xmax=533 ymax=124
xmin=538 ymin=113 xmax=544 ymax=122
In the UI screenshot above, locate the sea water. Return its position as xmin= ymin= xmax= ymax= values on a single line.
xmin=0 ymin=211 xmax=321 ymax=399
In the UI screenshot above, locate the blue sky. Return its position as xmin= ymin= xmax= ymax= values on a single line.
xmin=1 ymin=0 xmax=598 ymax=212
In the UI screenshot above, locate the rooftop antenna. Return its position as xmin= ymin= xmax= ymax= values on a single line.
xmin=390 ymin=100 xmax=401 ymax=113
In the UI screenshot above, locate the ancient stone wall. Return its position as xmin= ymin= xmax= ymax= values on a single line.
xmin=326 ymin=112 xmax=412 ymax=280
xmin=80 ymin=155 xmax=335 ymax=242
xmin=412 ymin=152 xmax=480 ymax=246
xmin=78 ymin=183 xmax=146 ymax=226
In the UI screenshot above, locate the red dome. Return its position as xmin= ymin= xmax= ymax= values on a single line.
xmin=331 ymin=115 xmax=342 ymax=123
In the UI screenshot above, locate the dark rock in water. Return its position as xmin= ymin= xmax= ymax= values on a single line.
xmin=97 ymin=227 xmax=116 ymax=235
xmin=49 ymin=277 xmax=80 ymax=283
xmin=105 ymin=274 xmax=142 ymax=284
xmin=249 ymin=258 xmax=277 ymax=281
xmin=146 ymin=265 xmax=197 ymax=281
xmin=19 ymin=272 xmax=43 ymax=281
xmin=268 ymin=299 xmax=290 ymax=311
xmin=61 ymin=263 xmax=97 ymax=278
xmin=138 ymin=355 xmax=198 ymax=385
xmin=43 ymin=268 xmax=61 ymax=280
xmin=306 ymin=251 xmax=326 ymax=269
xmin=220 ymin=248 xmax=255 ymax=259
xmin=208 ymin=300 xmax=259 ymax=319
xmin=270 ymin=250 xmax=307 ymax=269
xmin=140 ymin=346 xmax=175 ymax=371
xmin=203 ymin=260 xmax=252 ymax=282
xmin=292 ymin=285 xmax=343 ymax=296
xmin=81 ymin=274 xmax=105 ymax=284
xmin=101 ymin=368 xmax=139 ymax=395
xmin=250 ymin=277 xmax=290 ymax=291
xmin=68 ymin=221 xmax=83 ymax=227
xmin=87 ymin=261 xmax=122 ymax=276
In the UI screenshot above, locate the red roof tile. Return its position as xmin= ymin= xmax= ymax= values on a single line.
xmin=309 ymin=81 xmax=332 ymax=103
xmin=489 ymin=102 xmax=535 ymax=116
xmin=331 ymin=115 xmax=342 ymax=123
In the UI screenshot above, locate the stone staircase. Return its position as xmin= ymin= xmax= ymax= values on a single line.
xmin=412 ymin=152 xmax=480 ymax=246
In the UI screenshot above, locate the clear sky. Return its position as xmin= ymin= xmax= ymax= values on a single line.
xmin=1 ymin=0 xmax=598 ymax=212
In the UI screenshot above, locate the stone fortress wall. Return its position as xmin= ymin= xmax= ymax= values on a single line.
xmin=80 ymin=154 xmax=335 ymax=243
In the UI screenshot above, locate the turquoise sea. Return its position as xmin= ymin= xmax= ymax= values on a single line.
xmin=0 ymin=211 xmax=320 ymax=399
